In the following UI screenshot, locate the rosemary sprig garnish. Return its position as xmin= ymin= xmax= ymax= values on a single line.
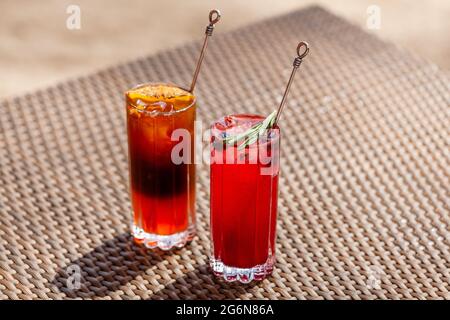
xmin=222 ymin=110 xmax=277 ymax=150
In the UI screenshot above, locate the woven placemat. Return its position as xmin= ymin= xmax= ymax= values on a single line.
xmin=0 ymin=6 xmax=449 ymax=300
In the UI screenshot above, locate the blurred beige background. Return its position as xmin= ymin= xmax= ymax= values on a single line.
xmin=1 ymin=0 xmax=449 ymax=98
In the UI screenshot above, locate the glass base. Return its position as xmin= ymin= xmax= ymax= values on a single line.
xmin=132 ymin=223 xmax=195 ymax=250
xmin=209 ymin=255 xmax=275 ymax=283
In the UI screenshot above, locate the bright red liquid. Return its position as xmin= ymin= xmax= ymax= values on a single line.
xmin=210 ymin=115 xmax=280 ymax=269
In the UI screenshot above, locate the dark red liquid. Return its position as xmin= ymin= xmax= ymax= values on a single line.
xmin=126 ymin=84 xmax=196 ymax=238
xmin=210 ymin=115 xmax=280 ymax=268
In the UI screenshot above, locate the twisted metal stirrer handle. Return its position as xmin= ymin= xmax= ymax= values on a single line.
xmin=274 ymin=41 xmax=310 ymax=125
xmin=189 ymin=9 xmax=221 ymax=93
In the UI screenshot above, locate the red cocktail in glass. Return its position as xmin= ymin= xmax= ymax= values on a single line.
xmin=210 ymin=114 xmax=280 ymax=283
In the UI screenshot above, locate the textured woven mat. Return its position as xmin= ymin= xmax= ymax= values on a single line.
xmin=0 ymin=6 xmax=449 ymax=300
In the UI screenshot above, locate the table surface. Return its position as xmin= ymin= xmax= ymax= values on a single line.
xmin=0 ymin=6 xmax=449 ymax=300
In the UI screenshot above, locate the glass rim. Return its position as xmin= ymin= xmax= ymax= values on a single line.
xmin=126 ymin=82 xmax=196 ymax=116
xmin=211 ymin=114 xmax=281 ymax=149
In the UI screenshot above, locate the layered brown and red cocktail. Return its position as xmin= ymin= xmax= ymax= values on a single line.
xmin=126 ymin=83 xmax=196 ymax=250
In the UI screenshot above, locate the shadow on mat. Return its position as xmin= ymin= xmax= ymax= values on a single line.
xmin=149 ymin=263 xmax=261 ymax=300
xmin=52 ymin=232 xmax=262 ymax=299
xmin=51 ymin=232 xmax=173 ymax=298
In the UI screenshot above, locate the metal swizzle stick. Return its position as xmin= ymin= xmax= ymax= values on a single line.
xmin=273 ymin=41 xmax=310 ymax=125
xmin=221 ymin=42 xmax=309 ymax=150
xmin=189 ymin=9 xmax=221 ymax=93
